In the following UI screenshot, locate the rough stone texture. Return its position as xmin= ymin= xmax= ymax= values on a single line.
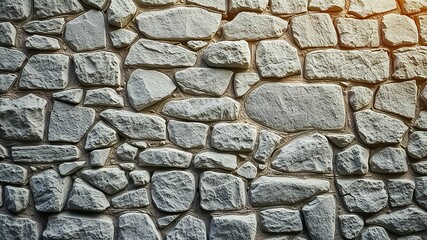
xmin=0 ymin=47 xmax=26 ymax=72
xmin=388 ymin=179 xmax=415 ymax=207
xmin=0 ymin=22 xmax=16 ymax=47
xmin=0 ymin=163 xmax=28 ymax=185
xmin=360 ymin=226 xmax=391 ymax=240
xmin=271 ymin=0 xmax=307 ymax=14
xmin=53 ymin=89 xmax=84 ymax=104
xmin=107 ymin=0 xmax=136 ymax=28
xmin=5 ymin=186 xmax=30 ymax=213
xmin=0 ymin=214 xmax=42 ymax=240
xmin=253 ymin=130 xmax=282 ymax=163
xmin=407 ymin=131 xmax=427 ymax=159
xmin=84 ymin=87 xmax=124 ymax=107
xmin=81 ymin=167 xmax=128 ymax=194
xmin=209 ymin=214 xmax=257 ymax=240
xmin=291 ymin=13 xmax=337 ymax=49
xmin=234 ymin=72 xmax=260 ymax=97
xmin=211 ymin=122 xmax=257 ymax=152
xmin=110 ymin=29 xmax=138 ymax=48
xmin=370 ymin=147 xmax=408 ymax=174
xmin=348 ymin=0 xmax=396 ymax=18
xmin=0 ymin=0 xmax=32 ymax=21
xmin=203 ymin=40 xmax=251 ymax=69
xmin=166 ymin=215 xmax=207 ymax=240
xmin=302 ymin=195 xmax=336 ymax=240
xmin=393 ymin=47 xmax=427 ymax=80
xmin=415 ymin=177 xmax=427 ymax=209
xmin=339 ymin=214 xmax=364 ymax=239
xmin=23 ymin=18 xmax=65 ymax=35
xmin=0 ymin=74 xmax=17 ymax=93
xmin=67 ymin=178 xmax=109 ymax=212
xmin=85 ymin=121 xmax=119 ymax=150
xmin=194 ymin=151 xmax=237 ymax=170
xmin=188 ymin=0 xmax=226 ymax=12
xmin=111 ymin=188 xmax=149 ymax=208
xmin=118 ymin=213 xmax=161 ymax=240
xmin=139 ymin=147 xmax=192 ymax=168
xmin=168 ymin=120 xmax=208 ymax=149
xmin=309 ymin=0 xmax=345 ymax=11
xmin=25 ymin=35 xmax=61 ymax=50
xmin=12 ymin=145 xmax=82 ymax=163
xmin=348 ymin=86 xmax=373 ymax=111
xmin=336 ymin=18 xmax=379 ymax=48
xmin=260 ymin=208 xmax=303 ymax=233
xmin=336 ymin=144 xmax=369 ymax=175
xmin=34 ymin=0 xmax=83 ymax=18
xmin=229 ymin=0 xmax=269 ymax=12
xmin=382 ymin=14 xmax=418 ymax=47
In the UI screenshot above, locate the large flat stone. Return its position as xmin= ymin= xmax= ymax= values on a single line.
xmin=303 ymin=195 xmax=336 ymax=240
xmin=0 ymin=214 xmax=42 ymax=240
xmin=12 ymin=145 xmax=82 ymax=163
xmin=374 ymin=80 xmax=417 ymax=118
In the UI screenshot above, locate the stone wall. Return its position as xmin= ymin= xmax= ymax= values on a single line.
xmin=0 ymin=0 xmax=426 ymax=239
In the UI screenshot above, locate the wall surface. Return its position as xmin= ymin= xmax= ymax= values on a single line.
xmin=0 ymin=0 xmax=426 ymax=239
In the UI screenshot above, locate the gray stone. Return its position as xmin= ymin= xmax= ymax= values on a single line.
xmin=349 ymin=0 xmax=396 ymax=18
xmin=388 ymin=179 xmax=415 ymax=207
xmin=339 ymin=214 xmax=364 ymax=239
xmin=84 ymin=88 xmax=124 ymax=107
xmin=415 ymin=177 xmax=427 ymax=209
xmin=34 ymin=0 xmax=83 ymax=18
xmin=65 ymin=10 xmax=106 ymax=52
xmin=415 ymin=111 xmax=427 ymax=130
xmin=370 ymin=147 xmax=408 ymax=174
xmin=5 ymin=186 xmax=29 ymax=213
xmin=43 ymin=212 xmax=114 ymax=240
xmin=0 ymin=74 xmax=17 ymax=93
xmin=412 ymin=161 xmax=427 ymax=175
xmin=326 ymin=134 xmax=355 ymax=148
xmin=151 ymin=171 xmax=195 ymax=212
xmin=81 ymin=167 xmax=128 ymax=194
xmin=397 ymin=236 xmax=423 ymax=240
xmin=59 ymin=161 xmax=85 ymax=176
xmin=25 ymin=35 xmax=61 ymax=50
xmin=127 ymin=69 xmax=176 ymax=110
xmin=23 ymin=18 xmax=65 ymax=35
xmin=270 ymin=0 xmax=307 ymax=14
xmin=0 ymin=144 xmax=9 ymax=159
xmin=81 ymin=0 xmax=107 ymax=9
xmin=349 ymin=86 xmax=373 ymax=111
xmin=168 ymin=120 xmax=208 ymax=149
xmin=12 ymin=145 xmax=82 ymax=163
xmin=234 ymin=72 xmax=260 ymax=97
xmin=117 ymin=143 xmax=138 ymax=161
xmin=302 ymin=195 xmax=336 ymax=240
xmin=0 ymin=0 xmax=31 ymax=21
xmin=393 ymin=47 xmax=427 ymax=80
xmin=336 ymin=144 xmax=369 ymax=175
xmin=360 ymin=227 xmax=391 ymax=240
xmin=118 ymin=213 xmax=161 ymax=240
xmin=250 ymin=176 xmax=330 ymax=206
xmin=354 ymin=110 xmax=408 ymax=145
xmin=309 ymin=0 xmax=345 ymax=11
xmin=0 ymin=163 xmax=28 ymax=185
xmin=375 ymin=80 xmax=417 ymax=118
xmin=291 ymin=13 xmax=337 ymax=48
xmin=166 ymin=215 xmax=207 ymax=240
xmin=139 ymin=148 xmax=192 ymax=168
xmin=236 ymin=162 xmax=257 ymax=179
xmin=0 ymin=94 xmax=46 ymax=141
xmin=67 ymin=178 xmax=109 ymax=212
xmin=272 ymin=133 xmax=333 ymax=173
xmin=112 ymin=188 xmax=149 ymax=208
xmin=157 ymin=215 xmax=179 ymax=228
xmin=336 ymin=179 xmax=387 ymax=213
xmin=125 ymin=39 xmax=197 ymax=68
xmin=110 ymin=29 xmax=138 ymax=48
xmin=187 ymin=40 xmax=208 ymax=50
xmin=200 ymin=171 xmax=246 ymax=211
xmin=0 ymin=214 xmax=42 ymax=240
xmin=211 ymin=122 xmax=257 ymax=152
xmin=0 ymin=22 xmax=16 ymax=46
xmin=138 ymin=0 xmax=176 ymax=5
xmin=260 ymin=208 xmax=302 ymax=233
xmin=161 ymin=97 xmax=240 ymax=122
xmin=30 ymin=169 xmax=72 ymax=212
xmin=19 ymin=54 xmax=70 ymax=90
xmin=209 ymin=214 xmax=257 ymax=240
xmin=85 ymin=121 xmax=119 ymax=150
xmin=253 ymin=130 xmax=282 ymax=163
xmin=89 ymin=148 xmax=111 ymax=167
xmin=129 ymin=170 xmax=150 ymax=186
xmin=188 ymin=0 xmax=226 ymax=11
xmin=136 ymin=7 xmax=221 ymax=40
xmin=223 ymin=12 xmax=287 ymax=40
xmin=119 ymin=163 xmax=134 ymax=171
xmin=53 ymin=89 xmax=84 ymax=104
xmin=0 ymin=47 xmax=26 ymax=72
xmin=100 ymin=109 xmax=166 ymax=140
xmin=203 ymin=40 xmax=251 ymax=69
xmin=408 ymin=131 xmax=427 ymax=159
xmin=194 ymin=151 xmax=237 ymax=170
xmin=336 ymin=18 xmax=379 ymax=48
xmin=382 ymin=14 xmax=418 ymax=47
xmin=107 ymin=0 xmax=136 ymax=27
xmin=246 ymin=83 xmax=345 ymax=132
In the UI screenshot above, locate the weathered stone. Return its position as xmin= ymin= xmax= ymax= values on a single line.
xmin=401 ymin=0 xmax=427 ymax=14
xmin=34 ymin=0 xmax=83 ymax=18
xmin=229 ymin=0 xmax=269 ymax=12
xmin=382 ymin=14 xmax=418 ymax=47
xmin=136 ymin=7 xmax=221 ymax=40
xmin=81 ymin=0 xmax=107 ymax=9
xmin=67 ymin=178 xmax=109 ymax=212
xmin=0 ymin=214 xmax=42 ymax=240
xmin=23 ymin=18 xmax=65 ymax=35
xmin=349 ymin=86 xmax=373 ymax=111
xmin=0 ymin=0 xmax=31 ymax=21
xmin=393 ymin=47 xmax=427 ymax=80
xmin=30 ymin=169 xmax=72 ymax=212
xmin=309 ymin=0 xmax=345 ymax=11
xmin=117 ymin=143 xmax=138 ymax=161
xmin=370 ymin=147 xmax=408 ymax=174
xmin=162 ymin=97 xmax=240 ymax=122
xmin=204 ymin=40 xmax=251 ymax=69
xmin=209 ymin=214 xmax=257 ymax=240
xmin=110 ymin=29 xmax=138 ymax=48
xmin=354 ymin=110 xmax=408 ymax=145
xmin=168 ymin=120 xmax=208 ymax=149
xmin=53 ymin=89 xmax=84 ymax=104
xmin=246 ymin=83 xmax=345 ymax=132
xmin=234 ymin=72 xmax=260 ymax=97
xmin=211 ymin=123 xmax=257 ymax=152
xmin=253 ymin=130 xmax=281 ymax=163
xmin=420 ymin=16 xmax=427 ymax=45
xmin=89 ymin=148 xmax=110 ymax=167
xmin=12 ymin=145 xmax=82 ymax=163
xmin=415 ymin=177 xmax=427 ymax=209
xmin=138 ymin=0 xmax=176 ymax=5
xmin=84 ymin=88 xmax=124 ymax=107
xmin=166 ymin=215 xmax=207 ymax=240
xmin=85 ymin=121 xmax=119 ymax=150
xmin=413 ymin=161 xmax=427 ymax=175
xmin=223 ymin=12 xmax=287 ymax=40
xmin=157 ymin=215 xmax=179 ymax=228
xmin=59 ymin=161 xmax=85 ymax=176
xmin=112 ymin=188 xmax=149 ymax=208
xmin=0 ymin=94 xmax=46 ymax=141
xmin=0 ymin=47 xmax=26 ymax=72
xmin=339 ymin=214 xmax=364 ymax=239
xmin=25 ymin=35 xmax=60 ymax=50
xmin=5 ymin=186 xmax=29 ymax=213
xmin=188 ymin=0 xmax=225 ymax=11
xmin=388 ymin=179 xmax=414 ymax=207
xmin=125 ymin=39 xmax=197 ymax=68
xmin=0 ymin=144 xmax=9 ymax=159
xmin=326 ymin=134 xmax=355 ymax=148
xmin=336 ymin=144 xmax=369 ymax=175
xmin=139 ymin=148 xmax=192 ymax=168
xmin=349 ymin=0 xmax=396 ymax=18
xmin=236 ymin=162 xmax=257 ymax=179
xmin=107 ymin=0 xmax=136 ymax=27
xmin=336 ymin=18 xmax=379 ymax=48
xmin=64 ymin=10 xmax=106 ymax=52
xmin=118 ymin=163 xmax=134 ymax=171
xmin=0 ymin=22 xmax=16 ymax=46
xmin=151 ymin=171 xmax=195 ymax=212
xmin=260 ymin=208 xmax=302 ymax=233
xmin=0 ymin=74 xmax=17 ymax=93
xmin=336 ymin=179 xmax=387 ymax=213
xmin=302 ymin=195 xmax=336 ymax=240
xmin=187 ymin=40 xmax=208 ymax=50
xmin=0 ymin=163 xmax=28 ymax=185
xmin=305 ymin=49 xmax=389 ymax=83
xmin=415 ymin=112 xmax=427 ymax=130
xmin=194 ymin=151 xmax=237 ymax=170
xmin=360 ymin=226 xmax=391 ymax=240
xmin=81 ymin=167 xmax=128 ymax=194
xmin=271 ymin=0 xmax=307 ymax=14
xmin=118 ymin=213 xmax=161 ymax=240
xmin=129 ymin=170 xmax=150 ymax=186
xmin=408 ymin=131 xmax=427 ymax=159
xmin=250 ymin=176 xmax=330 ymax=206
xmin=291 ymin=13 xmax=337 ymax=48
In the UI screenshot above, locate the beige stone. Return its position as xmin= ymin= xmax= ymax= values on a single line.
xmin=336 ymin=18 xmax=379 ymax=48
xmin=400 ymin=0 xmax=427 ymax=14
xmin=418 ymin=16 xmax=427 ymax=45
xmin=382 ymin=14 xmax=418 ymax=46
xmin=308 ymin=0 xmax=345 ymax=11
xmin=270 ymin=0 xmax=308 ymax=14
xmin=349 ymin=0 xmax=396 ymax=18
xmin=229 ymin=0 xmax=269 ymax=12
xmin=291 ymin=13 xmax=337 ymax=48
xmin=374 ymin=80 xmax=417 ymax=119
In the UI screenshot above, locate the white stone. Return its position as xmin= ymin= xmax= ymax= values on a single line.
xmin=84 ymin=88 xmax=124 ymax=107
xmin=85 ymin=121 xmax=119 ymax=150
xmin=339 ymin=214 xmax=364 ymax=239
xmin=229 ymin=0 xmax=269 ymax=12
xmin=89 ymin=148 xmax=111 ymax=167
xmin=204 ymin=40 xmax=251 ymax=69
xmin=107 ymin=0 xmax=136 ymax=27
xmin=388 ymin=179 xmax=415 ymax=207
xmin=234 ymin=72 xmax=260 ymax=97
xmin=166 ymin=215 xmax=207 ymax=240
xmin=34 ymin=0 xmax=83 ymax=18
xmin=12 ymin=145 xmax=82 ymax=163
xmin=0 ymin=47 xmax=26 ymax=72
xmin=291 ymin=13 xmax=337 ymax=48
xmin=23 ymin=18 xmax=65 ymax=35
xmin=309 ymin=0 xmax=345 ymax=11
xmin=408 ymin=131 xmax=427 ymax=159
xmin=253 ymin=130 xmax=282 ymax=163
xmin=110 ymin=29 xmax=138 ymax=48
xmin=138 ymin=0 xmax=175 ymax=5
xmin=401 ymin=0 xmax=427 ymax=14
xmin=382 ymin=14 xmax=418 ymax=46
xmin=336 ymin=144 xmax=369 ymax=175
xmin=349 ymin=0 xmax=396 ymax=18
xmin=270 ymin=0 xmax=307 ymax=14
xmin=0 ymin=163 xmax=28 ymax=185
xmin=112 ymin=188 xmax=149 ymax=208
xmin=81 ymin=167 xmax=128 ymax=194
xmin=210 ymin=214 xmax=256 ymax=240
xmin=53 ymin=89 xmax=84 ymax=104
xmin=118 ymin=213 xmax=161 ymax=240
xmin=67 ymin=178 xmax=109 ymax=212
xmin=5 ymin=186 xmax=30 ymax=213
xmin=194 ymin=151 xmax=237 ymax=170
xmin=187 ymin=0 xmax=226 ymax=11
xmin=302 ymin=195 xmax=336 ymax=240
xmin=336 ymin=18 xmax=379 ymax=48
xmin=393 ymin=47 xmax=427 ymax=80
xmin=0 ymin=0 xmax=31 ymax=20
xmin=236 ymin=162 xmax=257 ymax=179
xmin=168 ymin=120 xmax=208 ymax=149
xmin=187 ymin=40 xmax=208 ymax=50
xmin=0 ymin=22 xmax=16 ymax=46
xmin=25 ymin=35 xmax=60 ymax=50
xmin=348 ymin=86 xmax=373 ymax=111
xmin=139 ymin=147 xmax=192 ymax=168
xmin=260 ymin=208 xmax=302 ymax=233
xmin=0 ymin=74 xmax=17 ymax=93
xmin=211 ymin=122 xmax=257 ymax=152
xmin=117 ymin=143 xmax=138 ymax=161
xmin=0 ymin=214 xmax=42 ymax=240
xmin=370 ymin=147 xmax=408 ymax=174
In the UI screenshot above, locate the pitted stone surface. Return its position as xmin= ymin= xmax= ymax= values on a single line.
xmin=203 ymin=40 xmax=251 ymax=69
xmin=139 ymin=147 xmax=192 ymax=168
xmin=374 ymin=80 xmax=417 ymax=119
xmin=260 ymin=208 xmax=303 ymax=233
xmin=12 ymin=145 xmax=82 ymax=163
xmin=168 ymin=120 xmax=208 ymax=149
xmin=0 ymin=0 xmax=32 ymax=21
xmin=166 ymin=215 xmax=207 ymax=240
xmin=339 ymin=214 xmax=364 ymax=239
xmin=382 ymin=14 xmax=418 ymax=47
xmin=211 ymin=122 xmax=257 ymax=152
xmin=209 ymin=214 xmax=257 ymax=240
xmin=393 ymin=47 xmax=427 ymax=80
xmin=67 ymin=178 xmax=110 ymax=212
xmin=336 ymin=18 xmax=379 ymax=48
xmin=194 ymin=151 xmax=237 ymax=170
xmin=81 ymin=167 xmax=128 ymax=194
xmin=303 ymin=195 xmax=336 ymax=240
xmin=0 ymin=47 xmax=26 ymax=72
xmin=291 ymin=13 xmax=337 ymax=49
xmin=118 ymin=213 xmax=161 ymax=240
xmin=34 ymin=0 xmax=83 ymax=18
xmin=24 ymin=35 xmax=61 ymax=50
xmin=23 ymin=18 xmax=65 ymax=35
xmin=0 ymin=214 xmax=42 ymax=240
xmin=0 ymin=22 xmax=16 ymax=47
xmin=348 ymin=0 xmax=396 ymax=18
xmin=336 ymin=144 xmax=369 ymax=175
xmin=271 ymin=0 xmax=307 ymax=14
xmin=370 ymin=147 xmax=408 ymax=174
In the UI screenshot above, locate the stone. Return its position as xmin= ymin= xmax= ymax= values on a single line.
xmin=229 ymin=0 xmax=269 ymax=12
xmin=401 ymin=0 xmax=427 ymax=14
xmin=415 ymin=112 xmax=427 ymax=129
xmin=67 ymin=178 xmax=109 ymax=212
xmin=236 ymin=162 xmax=257 ymax=179
xmin=305 ymin=49 xmax=389 ymax=83
xmin=408 ymin=131 xmax=427 ymax=159
xmin=302 ymin=195 xmax=336 ymax=240
xmin=412 ymin=161 xmax=427 ymax=175
xmin=139 ymin=148 xmax=192 ymax=168
xmin=107 ymin=0 xmax=136 ymax=27
xmin=0 ymin=22 xmax=16 ymax=46
xmin=43 ymin=212 xmax=114 ymax=240
xmin=326 ymin=134 xmax=355 ymax=148
xmin=397 ymin=236 xmax=422 ymax=240
xmin=393 ymin=47 xmax=427 ymax=80
xmin=129 ymin=170 xmax=150 ymax=186
xmin=253 ymin=130 xmax=282 ymax=163
xmin=168 ymin=120 xmax=208 ymax=149
xmin=0 ymin=144 xmax=9 ymax=159
xmin=203 ymin=40 xmax=251 ymax=69
xmin=23 ymin=18 xmax=65 ymax=35
xmin=34 ymin=0 xmax=83 ymax=18
xmin=85 ymin=121 xmax=119 ymax=150
xmin=250 ymin=176 xmax=330 ymax=206
xmin=151 ymin=171 xmax=195 ymax=212
xmin=48 ymin=101 xmax=95 ymax=143
xmin=12 ymin=145 xmax=82 ymax=163
xmin=336 ymin=144 xmax=369 ymax=175
xmin=349 ymin=86 xmax=373 ymax=111
xmin=354 ymin=110 xmax=408 ymax=145
xmin=0 ymin=0 xmax=31 ymax=21
xmin=246 ymin=83 xmax=345 ymax=132
xmin=223 ymin=12 xmax=288 ymax=40
xmin=0 ymin=47 xmax=26 ymax=72
xmin=415 ymin=177 xmax=427 ymax=209
xmin=112 ymin=188 xmax=149 ymax=208
xmin=0 ymin=74 xmax=17 ymax=93
xmin=349 ymin=0 xmax=396 ymax=18
xmin=19 ymin=54 xmax=70 ymax=90
xmin=53 ymin=89 xmax=84 ymax=104
xmin=64 ymin=10 xmax=106 ymax=52
xmin=117 ymin=143 xmax=138 ymax=161
xmin=187 ymin=40 xmax=208 ymax=50
xmin=5 ymin=186 xmax=30 ymax=213
xmin=166 ymin=215 xmax=207 ymax=240
xmin=291 ymin=13 xmax=337 ymax=48
xmin=339 ymin=214 xmax=364 ymax=239
xmin=118 ymin=213 xmax=161 ymax=240
xmin=336 ymin=18 xmax=379 ymax=48
xmin=234 ymin=72 xmax=260 ymax=97
xmin=360 ymin=227 xmax=391 ymax=240
xmin=336 ymin=179 xmax=387 ymax=213
xmin=25 ymin=35 xmax=61 ymax=50
xmin=256 ymin=40 xmax=301 ymax=78
xmin=209 ymin=214 xmax=256 ymax=240
xmin=110 ymin=29 xmax=138 ymax=48
xmin=272 ymin=133 xmax=332 ymax=173
xmin=138 ymin=0 xmax=176 ymax=5
xmin=0 ymin=94 xmax=46 ymax=141
xmin=200 ymin=171 xmax=246 ymax=211
xmin=388 ymin=179 xmax=415 ymax=207
xmin=260 ymin=208 xmax=302 ymax=233
xmin=81 ymin=0 xmax=107 ymax=9
xmin=194 ymin=151 xmax=237 ymax=170
xmin=157 ymin=215 xmax=179 ymax=228
xmin=370 ymin=147 xmax=408 ymax=174
xmin=211 ymin=123 xmax=257 ymax=152
xmin=100 ymin=109 xmax=166 ymax=140
xmin=270 ymin=0 xmax=307 ymax=14
xmin=59 ymin=161 xmax=85 ymax=176
xmin=30 ymin=169 xmax=72 ymax=212
xmin=175 ymin=67 xmax=233 ymax=96
xmin=187 ymin=0 xmax=226 ymax=12
xmin=125 ymin=39 xmax=197 ymax=68
xmin=84 ymin=88 xmax=124 ymax=107
xmin=119 ymin=163 xmax=134 ymax=171
xmin=420 ymin=16 xmax=427 ymax=45
xmin=161 ymin=97 xmax=240 ymax=122
xmin=136 ymin=7 xmax=221 ymax=40
xmin=0 ymin=163 xmax=28 ymax=185
xmin=81 ymin=167 xmax=128 ymax=194
xmin=74 ymin=51 xmax=121 ymax=87
xmin=382 ymin=14 xmax=418 ymax=47
xmin=127 ymin=69 xmax=176 ymax=110
xmin=366 ymin=207 xmax=427 ymax=235
xmin=309 ymin=0 xmax=345 ymax=11
xmin=89 ymin=148 xmax=111 ymax=167
xmin=0 ymin=214 xmax=42 ymax=240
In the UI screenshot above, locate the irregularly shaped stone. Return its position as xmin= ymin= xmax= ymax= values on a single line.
xmin=110 ymin=29 xmax=138 ymax=48
xmin=0 ymin=214 xmax=42 ymax=240
xmin=0 ymin=0 xmax=31 ymax=21
xmin=0 ymin=22 xmax=16 ymax=47
xmin=388 ymin=179 xmax=414 ymax=207
xmin=129 ymin=170 xmax=150 ymax=186
xmin=118 ymin=163 xmax=134 ymax=171
xmin=34 ymin=0 xmax=83 ymax=18
xmin=291 ymin=13 xmax=337 ymax=48
xmin=211 ymin=123 xmax=257 ymax=152
xmin=393 ymin=47 xmax=427 ymax=80
xmin=270 ymin=0 xmax=307 ymax=14
xmin=401 ymin=0 xmax=427 ymax=14
xmin=236 ymin=162 xmax=257 ymax=179
xmin=203 ymin=40 xmax=251 ymax=69
xmin=0 ymin=163 xmax=28 ymax=185
xmin=5 ymin=186 xmax=29 ymax=213
xmin=370 ymin=147 xmax=408 ymax=174
xmin=336 ymin=144 xmax=369 ymax=175
xmin=339 ymin=214 xmax=364 ymax=239
xmin=12 ymin=145 xmax=82 ymax=163
xmin=85 ymin=121 xmax=118 ymax=150
xmin=210 ymin=214 xmax=256 ymax=240
xmin=229 ymin=0 xmax=269 ymax=12
xmin=336 ymin=18 xmax=379 ymax=48
xmin=25 ymin=35 xmax=60 ymax=50
xmin=360 ymin=226 xmax=391 ymax=240
xmin=326 ymin=134 xmax=355 ymax=148
xmin=118 ymin=213 xmax=161 ymax=240
xmin=415 ymin=177 xmax=427 ymax=209
xmin=0 ymin=144 xmax=9 ymax=159
xmin=408 ymin=131 xmax=427 ymax=159
xmin=419 ymin=16 xmax=427 ymax=45
xmin=382 ymin=14 xmax=418 ymax=47
xmin=166 ymin=215 xmax=207 ymax=240
xmin=138 ymin=0 xmax=176 ymax=5
xmin=349 ymin=86 xmax=373 ymax=111
xmin=157 ymin=215 xmax=179 ymax=228
xmin=260 ymin=208 xmax=302 ymax=233
xmin=187 ymin=40 xmax=208 ymax=50
xmin=139 ymin=148 xmax=192 ymax=168
xmin=0 ymin=47 xmax=26 ymax=72
xmin=112 ymin=188 xmax=149 ymax=208
xmin=415 ymin=112 xmax=427 ymax=130
xmin=187 ymin=0 xmax=226 ymax=11
xmin=107 ymin=0 xmax=136 ymax=27
xmin=413 ymin=161 xmax=427 ymax=175
xmin=81 ymin=167 xmax=128 ymax=194
xmin=309 ymin=0 xmax=345 ymax=11
xmin=81 ymin=0 xmax=107 ymax=9
xmin=302 ymin=195 xmax=336 ymax=240
xmin=23 ymin=18 xmax=65 ymax=35
xmin=349 ymin=0 xmax=396 ymax=18
xmin=234 ymin=72 xmax=260 ymax=97
xmin=194 ymin=151 xmax=237 ymax=170
xmin=84 ymin=88 xmax=124 ymax=107
xmin=67 ymin=178 xmax=109 ymax=212
xmin=168 ymin=120 xmax=208 ymax=149
xmin=0 ymin=74 xmax=17 ymax=93
xmin=59 ymin=161 xmax=85 ymax=176
xmin=117 ymin=143 xmax=138 ymax=161
xmin=89 ymin=148 xmax=110 ymax=167
xmin=53 ymin=89 xmax=84 ymax=104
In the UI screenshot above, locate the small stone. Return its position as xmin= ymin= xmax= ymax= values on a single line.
xmin=270 ymin=0 xmax=307 ymax=14
xmin=302 ymin=195 xmax=336 ymax=240
xmin=234 ymin=72 xmax=260 ymax=97
xmin=89 ymin=148 xmax=111 ymax=167
xmin=336 ymin=144 xmax=369 ymax=175
xmin=0 ymin=47 xmax=26 ymax=72
xmin=138 ymin=0 xmax=176 ymax=5
xmin=336 ymin=18 xmax=379 ymax=48
xmin=0 ymin=0 xmax=31 ymax=20
xmin=107 ymin=0 xmax=136 ymax=27
xmin=203 ymin=40 xmax=251 ymax=69
xmin=415 ymin=177 xmax=427 ymax=209
xmin=209 ymin=214 xmax=257 ymax=240
xmin=125 ymin=39 xmax=197 ymax=68
xmin=23 ymin=18 xmax=65 ymax=35
xmin=0 ymin=144 xmax=9 ymax=159
xmin=5 ymin=186 xmax=30 ymax=213
xmin=223 ymin=12 xmax=288 ymax=40
xmin=118 ymin=213 xmax=161 ymax=240
xmin=30 ymin=169 xmax=72 ymax=212
xmin=34 ymin=0 xmax=83 ymax=18
xmin=151 ymin=171 xmax=195 ymax=212
xmin=12 ymin=145 xmax=82 ymax=163
xmin=139 ymin=147 xmax=192 ymax=168
xmin=0 ymin=163 xmax=28 ymax=185
xmin=112 ymin=188 xmax=149 ymax=208
xmin=413 ymin=161 xmax=427 ymax=175
xmin=349 ymin=0 xmax=396 ymax=18
xmin=229 ymin=0 xmax=269 ymax=12
xmin=349 ymin=86 xmax=373 ymax=111
xmin=360 ymin=226 xmax=391 ymax=240
xmin=187 ymin=40 xmax=208 ymax=50
xmin=339 ymin=214 xmax=364 ymax=239
xmin=157 ymin=215 xmax=179 ymax=228
xmin=0 ymin=74 xmax=16 ymax=93
xmin=166 ymin=215 xmax=206 ymax=240
xmin=236 ymin=162 xmax=257 ymax=179
xmin=291 ymin=13 xmax=337 ymax=49
xmin=81 ymin=167 xmax=128 ymax=194
xmin=194 ymin=151 xmax=237 ymax=170
xmin=67 ymin=178 xmax=109 ymax=212
xmin=211 ymin=122 xmax=257 ymax=152
xmin=408 ymin=131 xmax=427 ymax=159
xmin=388 ymin=179 xmax=415 ymax=207
xmin=370 ymin=147 xmax=408 ymax=174
xmin=326 ymin=134 xmax=355 ymax=148
xmin=25 ymin=35 xmax=61 ymax=50
xmin=309 ymin=0 xmax=345 ymax=11
xmin=85 ymin=121 xmax=119 ymax=150
xmin=382 ymin=14 xmax=418 ymax=47
xmin=84 ymin=88 xmax=124 ymax=107
xmin=81 ymin=0 xmax=107 ymax=9
xmin=375 ymin=80 xmax=417 ymax=118
xmin=415 ymin=112 xmax=427 ymax=130
xmin=65 ymin=10 xmax=106 ymax=52
xmin=0 ymin=22 xmax=16 ymax=46
xmin=393 ymin=47 xmax=427 ymax=80
xmin=129 ymin=170 xmax=150 ymax=186
xmin=260 ymin=208 xmax=302 ymax=233
xmin=119 ymin=163 xmax=134 ymax=171
xmin=168 ymin=120 xmax=208 ymax=149
xmin=253 ymin=130 xmax=282 ymax=163
xmin=117 ymin=143 xmax=138 ymax=161
xmin=110 ymin=29 xmax=138 ymax=48
xmin=136 ymin=7 xmax=221 ymax=40
xmin=0 ymin=214 xmax=42 ymax=239
xmin=187 ymin=0 xmax=226 ymax=12
xmin=58 ymin=161 xmax=85 ymax=176
xmin=53 ymin=89 xmax=84 ymax=104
